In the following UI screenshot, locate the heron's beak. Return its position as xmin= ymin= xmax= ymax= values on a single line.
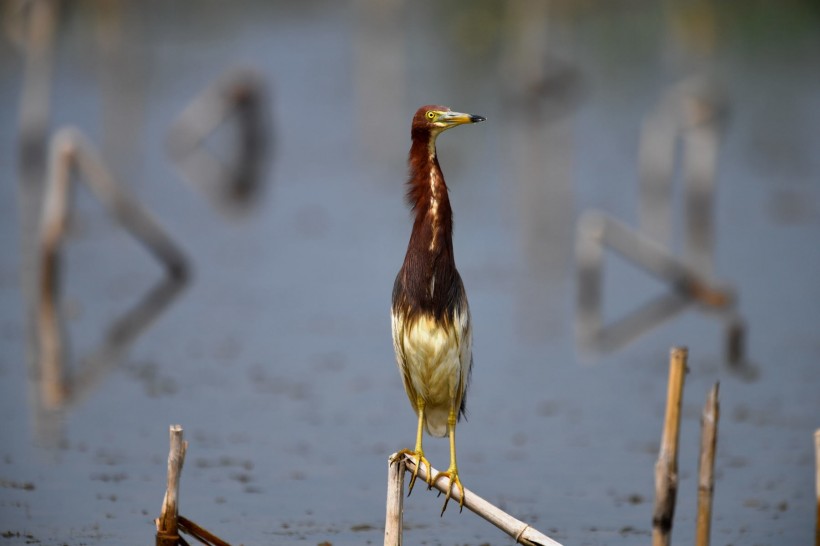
xmin=438 ymin=110 xmax=486 ymax=128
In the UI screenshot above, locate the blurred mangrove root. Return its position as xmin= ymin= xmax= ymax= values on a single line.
xmin=385 ymin=453 xmax=563 ymax=546
xmin=696 ymin=383 xmax=720 ymax=546
xmin=653 ymin=347 xmax=688 ymax=546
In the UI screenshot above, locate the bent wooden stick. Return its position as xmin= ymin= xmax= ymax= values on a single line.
xmin=386 ymin=453 xmax=563 ymax=546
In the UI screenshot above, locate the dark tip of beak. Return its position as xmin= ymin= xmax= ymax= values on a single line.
xmin=470 ymin=115 xmax=486 ymax=123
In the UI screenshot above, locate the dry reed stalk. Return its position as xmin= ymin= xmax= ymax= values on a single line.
xmin=652 ymin=346 xmax=688 ymax=546
xmin=384 ymin=455 xmax=405 ymax=546
xmin=695 ymin=383 xmax=720 ymax=546
xmin=387 ymin=453 xmax=563 ymax=546
xmin=156 ymin=425 xmax=187 ymax=546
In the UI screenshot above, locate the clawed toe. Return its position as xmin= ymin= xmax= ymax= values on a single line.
xmin=432 ymin=469 xmax=465 ymax=515
xmin=393 ymin=449 xmax=432 ymax=495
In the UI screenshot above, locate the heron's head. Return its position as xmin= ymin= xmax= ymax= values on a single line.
xmin=412 ymin=105 xmax=485 ymax=137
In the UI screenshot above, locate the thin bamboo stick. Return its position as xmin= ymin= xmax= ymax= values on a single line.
xmin=384 ymin=454 xmax=405 ymax=546
xmin=156 ymin=425 xmax=188 ymax=546
xmin=178 ymin=515 xmax=232 ymax=546
xmin=652 ymin=346 xmax=688 ymax=546
xmin=695 ymin=382 xmax=720 ymax=546
xmin=815 ymin=428 xmax=820 ymax=546
xmin=388 ymin=453 xmax=563 ymax=546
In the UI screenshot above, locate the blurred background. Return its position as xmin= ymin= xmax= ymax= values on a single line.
xmin=1 ymin=1 xmax=819 ymax=544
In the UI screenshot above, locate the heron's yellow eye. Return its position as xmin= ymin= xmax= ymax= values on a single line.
xmin=426 ymin=111 xmax=435 ymax=120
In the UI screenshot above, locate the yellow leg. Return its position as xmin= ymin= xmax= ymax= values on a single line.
xmin=391 ymin=399 xmax=432 ymax=495
xmin=433 ymin=407 xmax=464 ymax=515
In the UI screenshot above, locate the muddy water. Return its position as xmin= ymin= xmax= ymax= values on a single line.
xmin=1 ymin=2 xmax=819 ymax=545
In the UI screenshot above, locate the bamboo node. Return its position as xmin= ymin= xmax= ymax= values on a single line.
xmin=515 ymin=524 xmax=531 ymax=543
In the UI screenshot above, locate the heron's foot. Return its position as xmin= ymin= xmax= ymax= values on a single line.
xmin=392 ymin=449 xmax=432 ymax=495
xmin=432 ymin=466 xmax=464 ymax=515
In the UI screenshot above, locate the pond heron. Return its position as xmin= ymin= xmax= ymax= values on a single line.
xmin=391 ymin=105 xmax=485 ymax=515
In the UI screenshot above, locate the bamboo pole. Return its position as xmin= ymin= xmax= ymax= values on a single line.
xmin=39 ymin=128 xmax=188 ymax=279
xmin=695 ymin=383 xmax=720 ymax=546
xmin=815 ymin=428 xmax=820 ymax=546
xmin=386 ymin=453 xmax=563 ymax=546
xmin=384 ymin=454 xmax=405 ymax=546
xmin=156 ymin=425 xmax=188 ymax=546
xmin=579 ymin=212 xmax=732 ymax=309
xmin=167 ymin=69 xmax=268 ymax=216
xmin=35 ymin=130 xmax=189 ymax=412
xmin=652 ymin=346 xmax=688 ymax=546
xmin=35 ymin=132 xmax=74 ymax=410
xmin=18 ymin=0 xmax=57 ymax=165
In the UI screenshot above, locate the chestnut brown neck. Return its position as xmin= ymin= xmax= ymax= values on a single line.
xmin=397 ymin=129 xmax=458 ymax=318
xmin=407 ymin=129 xmax=453 ymax=255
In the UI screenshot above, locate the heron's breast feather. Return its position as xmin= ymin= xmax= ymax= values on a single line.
xmin=392 ymin=311 xmax=471 ymax=408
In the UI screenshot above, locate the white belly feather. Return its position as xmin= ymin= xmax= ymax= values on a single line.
xmin=392 ymin=310 xmax=471 ymax=437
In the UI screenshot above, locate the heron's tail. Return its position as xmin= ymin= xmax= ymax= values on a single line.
xmin=424 ymin=406 xmax=449 ymax=437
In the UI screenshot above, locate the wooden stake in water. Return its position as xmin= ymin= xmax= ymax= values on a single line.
xmin=156 ymin=425 xmax=187 ymax=546
xmin=385 ymin=453 xmax=563 ymax=546
xmin=653 ymin=346 xmax=688 ymax=546
xmin=384 ymin=454 xmax=405 ymax=546
xmin=695 ymin=383 xmax=720 ymax=546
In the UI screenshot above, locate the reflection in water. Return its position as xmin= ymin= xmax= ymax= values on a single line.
xmin=35 ymin=276 xmax=186 ymax=431
xmin=638 ymin=77 xmax=727 ymax=276
xmin=576 ymin=78 xmax=737 ymax=361
xmin=32 ymin=129 xmax=188 ymax=442
xmin=167 ymin=68 xmax=271 ymax=218
xmin=576 ymin=217 xmax=756 ymax=375
xmin=95 ymin=0 xmax=150 ymax=180
xmin=352 ymin=0 xmax=406 ymax=163
xmin=13 ymin=0 xmax=57 ymax=170
xmin=13 ymin=0 xmax=58 ymax=374
xmin=501 ymin=2 xmax=583 ymax=341
xmin=40 ymin=128 xmax=188 ymax=277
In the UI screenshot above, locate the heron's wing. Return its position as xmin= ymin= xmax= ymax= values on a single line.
xmin=453 ymin=276 xmax=472 ymax=421
xmin=392 ymin=273 xmax=420 ymax=414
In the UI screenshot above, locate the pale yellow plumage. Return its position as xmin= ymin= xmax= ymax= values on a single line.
xmin=391 ymin=311 xmax=471 ymax=437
